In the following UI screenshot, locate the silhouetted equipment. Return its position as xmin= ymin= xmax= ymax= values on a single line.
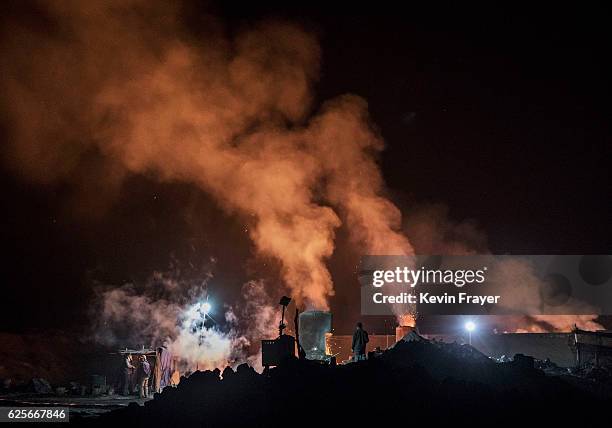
xmin=512 ymin=353 xmax=534 ymax=369
xmin=261 ymin=295 xmax=296 ymax=368
xmin=298 ymin=311 xmax=332 ymax=361
xmin=261 ymin=335 xmax=296 ymax=367
xmin=278 ymin=296 xmax=291 ymax=337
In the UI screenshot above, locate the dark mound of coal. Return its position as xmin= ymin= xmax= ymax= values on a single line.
xmin=91 ymin=338 xmax=611 ymax=427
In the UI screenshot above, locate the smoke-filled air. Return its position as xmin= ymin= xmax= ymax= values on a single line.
xmin=0 ymin=0 xmax=414 ymax=368
xmin=1 ymin=0 xmax=411 ymax=310
xmin=0 ymin=1 xmax=600 ymax=371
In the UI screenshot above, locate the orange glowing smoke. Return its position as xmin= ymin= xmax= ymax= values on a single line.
xmin=0 ymin=1 xmax=603 ymax=333
xmin=0 ymin=1 xmax=411 ymax=311
xmin=514 ymin=315 xmax=603 ymax=333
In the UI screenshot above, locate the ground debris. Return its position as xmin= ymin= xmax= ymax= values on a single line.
xmin=27 ymin=378 xmax=52 ymax=394
xmin=93 ymin=339 xmax=611 ymax=427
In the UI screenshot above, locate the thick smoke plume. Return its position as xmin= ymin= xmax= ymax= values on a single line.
xmin=1 ymin=0 xmax=601 ymax=354
xmin=1 ymin=0 xmax=409 ymax=310
xmin=404 ymin=205 xmax=603 ymax=332
xmin=92 ymin=271 xmax=278 ymax=371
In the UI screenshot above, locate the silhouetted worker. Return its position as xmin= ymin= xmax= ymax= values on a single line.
xmin=352 ymin=322 xmax=369 ymax=361
xmin=138 ymin=355 xmax=151 ymax=398
xmin=123 ymin=354 xmax=135 ymax=395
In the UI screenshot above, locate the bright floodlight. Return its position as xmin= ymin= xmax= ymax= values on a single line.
xmin=201 ymin=301 xmax=212 ymax=314
xmin=465 ymin=321 xmax=476 ymax=332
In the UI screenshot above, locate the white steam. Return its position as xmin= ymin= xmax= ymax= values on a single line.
xmin=92 ymin=272 xmax=277 ymax=371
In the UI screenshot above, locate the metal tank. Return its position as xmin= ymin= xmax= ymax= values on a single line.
xmin=298 ymin=310 xmax=332 ymax=360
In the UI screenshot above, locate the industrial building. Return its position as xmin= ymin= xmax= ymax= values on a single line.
xmin=326 ymin=326 xmax=612 ymax=367
xmin=571 ymin=328 xmax=612 ymax=366
xmin=270 ymin=309 xmax=612 ymax=368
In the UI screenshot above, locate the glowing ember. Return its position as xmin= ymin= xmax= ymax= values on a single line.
xmin=398 ymin=313 xmax=416 ymax=327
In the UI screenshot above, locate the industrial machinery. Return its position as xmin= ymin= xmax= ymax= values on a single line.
xmin=261 ymin=296 xmax=296 ymax=368
xmin=261 ymin=335 xmax=295 ymax=368
xmin=298 ymin=310 xmax=332 ymax=361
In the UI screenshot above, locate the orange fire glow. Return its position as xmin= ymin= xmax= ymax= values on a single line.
xmin=398 ymin=314 xmax=416 ymax=327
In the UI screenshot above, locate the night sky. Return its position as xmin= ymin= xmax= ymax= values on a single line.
xmin=1 ymin=2 xmax=610 ymax=334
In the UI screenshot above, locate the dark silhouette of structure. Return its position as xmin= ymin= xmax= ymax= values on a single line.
xmin=93 ymin=332 xmax=612 ymax=427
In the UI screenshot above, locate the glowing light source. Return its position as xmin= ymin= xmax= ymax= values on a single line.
xmin=464 ymin=320 xmax=476 ymax=345
xmin=201 ymin=301 xmax=212 ymax=314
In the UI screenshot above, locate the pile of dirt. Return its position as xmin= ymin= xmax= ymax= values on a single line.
xmin=94 ymin=336 xmax=611 ymax=426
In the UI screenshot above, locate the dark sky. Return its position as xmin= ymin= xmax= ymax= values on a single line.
xmin=1 ymin=2 xmax=610 ymax=334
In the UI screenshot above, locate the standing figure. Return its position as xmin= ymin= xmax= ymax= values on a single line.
xmin=138 ymin=355 xmax=151 ymax=398
xmin=351 ymin=322 xmax=369 ymax=361
xmin=123 ymin=354 xmax=135 ymax=395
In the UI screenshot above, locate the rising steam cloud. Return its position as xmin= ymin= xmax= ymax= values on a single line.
xmin=92 ymin=270 xmax=278 ymax=371
xmin=1 ymin=0 xmax=412 ymax=310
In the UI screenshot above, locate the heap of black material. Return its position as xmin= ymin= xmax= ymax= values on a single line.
xmin=90 ymin=336 xmax=612 ymax=427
